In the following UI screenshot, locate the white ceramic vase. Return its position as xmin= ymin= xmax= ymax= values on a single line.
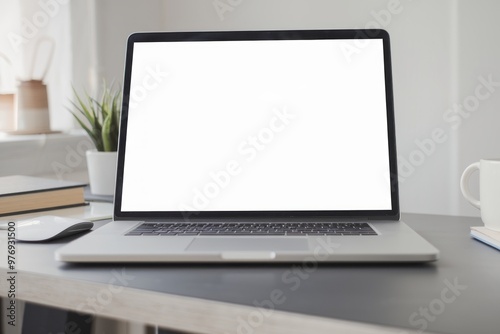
xmin=86 ymin=149 xmax=118 ymax=195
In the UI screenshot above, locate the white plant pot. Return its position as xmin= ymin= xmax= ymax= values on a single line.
xmin=86 ymin=149 xmax=118 ymax=196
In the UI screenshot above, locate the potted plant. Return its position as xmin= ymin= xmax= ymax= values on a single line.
xmin=69 ymin=83 xmax=121 ymax=195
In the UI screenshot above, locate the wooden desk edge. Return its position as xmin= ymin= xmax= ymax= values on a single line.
xmin=0 ymin=267 xmax=432 ymax=334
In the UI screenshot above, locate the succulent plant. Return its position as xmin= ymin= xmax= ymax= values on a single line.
xmin=69 ymin=82 xmax=121 ymax=152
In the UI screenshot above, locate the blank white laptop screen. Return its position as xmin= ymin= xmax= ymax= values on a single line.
xmin=120 ymin=38 xmax=391 ymax=212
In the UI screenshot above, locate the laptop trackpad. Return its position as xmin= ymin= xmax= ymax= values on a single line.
xmin=186 ymin=237 xmax=309 ymax=252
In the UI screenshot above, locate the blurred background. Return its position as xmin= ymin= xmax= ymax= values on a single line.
xmin=0 ymin=0 xmax=499 ymax=218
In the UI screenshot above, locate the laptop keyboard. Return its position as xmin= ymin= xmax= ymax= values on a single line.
xmin=125 ymin=222 xmax=377 ymax=236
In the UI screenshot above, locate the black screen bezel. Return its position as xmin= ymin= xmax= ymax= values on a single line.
xmin=114 ymin=29 xmax=400 ymax=221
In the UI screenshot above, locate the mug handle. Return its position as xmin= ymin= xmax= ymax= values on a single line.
xmin=460 ymin=162 xmax=481 ymax=209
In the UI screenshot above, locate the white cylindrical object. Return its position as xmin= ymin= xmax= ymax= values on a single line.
xmin=15 ymin=80 xmax=51 ymax=133
xmin=86 ymin=149 xmax=118 ymax=196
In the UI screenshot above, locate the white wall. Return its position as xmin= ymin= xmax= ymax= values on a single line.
xmin=455 ymin=2 xmax=500 ymax=217
xmin=87 ymin=0 xmax=500 ymax=217
xmin=0 ymin=0 xmax=73 ymax=130
xmin=70 ymin=0 xmax=168 ymax=94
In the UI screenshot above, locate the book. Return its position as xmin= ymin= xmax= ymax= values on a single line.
xmin=0 ymin=175 xmax=87 ymax=217
xmin=470 ymin=226 xmax=500 ymax=251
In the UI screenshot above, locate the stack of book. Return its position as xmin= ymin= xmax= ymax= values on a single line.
xmin=0 ymin=175 xmax=87 ymax=217
xmin=471 ymin=226 xmax=500 ymax=251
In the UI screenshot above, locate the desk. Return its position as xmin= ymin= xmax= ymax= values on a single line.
xmin=1 ymin=213 xmax=499 ymax=334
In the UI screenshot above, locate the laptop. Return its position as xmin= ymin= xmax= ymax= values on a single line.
xmin=56 ymin=29 xmax=439 ymax=263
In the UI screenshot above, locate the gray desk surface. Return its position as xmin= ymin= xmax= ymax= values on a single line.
xmin=1 ymin=213 xmax=499 ymax=334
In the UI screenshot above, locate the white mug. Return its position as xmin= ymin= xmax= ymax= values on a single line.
xmin=460 ymin=159 xmax=500 ymax=231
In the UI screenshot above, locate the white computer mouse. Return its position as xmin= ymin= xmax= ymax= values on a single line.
xmin=15 ymin=215 xmax=94 ymax=242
